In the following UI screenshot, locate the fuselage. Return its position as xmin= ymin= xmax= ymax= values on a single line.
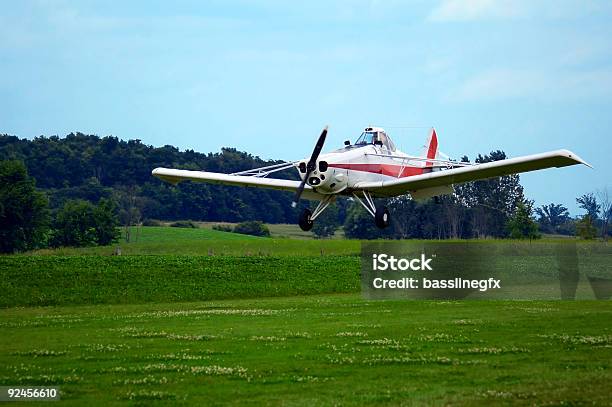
xmin=297 ymin=143 xmax=435 ymax=196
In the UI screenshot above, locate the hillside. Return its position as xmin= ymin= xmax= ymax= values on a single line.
xmin=0 ymin=133 xmax=301 ymax=223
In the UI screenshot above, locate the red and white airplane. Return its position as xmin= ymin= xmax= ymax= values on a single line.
xmin=152 ymin=126 xmax=589 ymax=231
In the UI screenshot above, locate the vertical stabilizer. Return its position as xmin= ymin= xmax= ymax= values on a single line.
xmin=421 ymin=128 xmax=438 ymax=169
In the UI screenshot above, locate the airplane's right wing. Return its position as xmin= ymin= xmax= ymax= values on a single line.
xmin=152 ymin=167 xmax=325 ymax=200
xmin=353 ymin=149 xmax=590 ymax=198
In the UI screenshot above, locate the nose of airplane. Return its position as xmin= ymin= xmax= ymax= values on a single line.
xmin=306 ymin=160 xmax=329 ymax=186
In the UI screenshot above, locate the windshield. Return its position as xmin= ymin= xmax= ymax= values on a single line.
xmin=354 ymin=131 xmax=396 ymax=151
xmin=355 ymin=132 xmax=377 ymax=145
xmin=379 ymin=132 xmax=396 ymax=151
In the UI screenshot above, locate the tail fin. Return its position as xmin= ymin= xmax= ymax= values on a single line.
xmin=421 ymin=128 xmax=438 ymax=168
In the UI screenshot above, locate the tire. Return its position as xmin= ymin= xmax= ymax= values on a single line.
xmin=375 ymin=206 xmax=390 ymax=229
xmin=299 ymin=208 xmax=314 ymax=231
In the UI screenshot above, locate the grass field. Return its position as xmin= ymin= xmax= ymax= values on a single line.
xmin=0 ymin=255 xmax=359 ymax=307
xmin=3 ymin=226 xmax=611 ymax=405
xmin=196 ymin=222 xmax=345 ymax=240
xmin=0 ymin=295 xmax=610 ymax=405
xmin=31 ymin=226 xmax=359 ymax=256
xmin=27 ymin=225 xmax=594 ymax=257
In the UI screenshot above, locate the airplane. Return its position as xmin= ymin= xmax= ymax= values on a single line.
xmin=152 ymin=126 xmax=590 ymax=231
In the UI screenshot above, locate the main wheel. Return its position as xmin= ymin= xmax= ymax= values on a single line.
xmin=298 ymin=208 xmax=314 ymax=231
xmin=375 ymin=206 xmax=390 ymax=229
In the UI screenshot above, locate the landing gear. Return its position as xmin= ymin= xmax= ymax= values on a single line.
xmin=298 ymin=195 xmax=335 ymax=232
xmin=299 ymin=208 xmax=313 ymax=231
xmin=375 ymin=206 xmax=390 ymax=229
xmin=352 ymin=191 xmax=390 ymax=229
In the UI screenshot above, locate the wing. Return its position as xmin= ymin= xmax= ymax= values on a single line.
xmin=151 ymin=168 xmax=325 ymax=200
xmin=354 ymin=149 xmax=590 ymax=197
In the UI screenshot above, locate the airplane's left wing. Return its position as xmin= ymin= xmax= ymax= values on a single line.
xmin=353 ymin=149 xmax=590 ymax=198
xmin=152 ymin=168 xmax=325 ymax=200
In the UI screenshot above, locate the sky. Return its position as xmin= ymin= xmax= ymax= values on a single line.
xmin=1 ymin=0 xmax=611 ymax=215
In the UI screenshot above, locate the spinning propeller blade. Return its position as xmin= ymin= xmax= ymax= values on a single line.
xmin=291 ymin=126 xmax=328 ymax=207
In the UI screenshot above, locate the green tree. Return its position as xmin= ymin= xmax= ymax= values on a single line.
xmin=535 ymin=203 xmax=570 ymax=234
xmin=576 ymin=214 xmax=597 ymax=240
xmin=458 ymin=151 xmax=526 ymax=238
xmin=0 ymin=133 xmax=299 ymax=224
xmin=48 ymin=177 xmax=111 ymax=209
xmin=596 ymin=188 xmax=611 ymax=240
xmin=312 ymin=204 xmax=339 ymax=238
xmin=343 ymin=203 xmax=388 ymax=240
xmin=506 ymin=201 xmax=540 ymax=240
xmin=0 ymin=160 xmax=50 ymax=253
xmin=233 ymin=220 xmax=270 ymax=237
xmin=115 ymin=186 xmax=143 ymax=243
xmin=92 ymin=198 xmax=121 ymax=245
xmin=51 ymin=199 xmax=119 ymax=247
xmin=576 ymin=193 xmax=600 ymax=220
xmin=51 ymin=200 xmax=98 ymax=247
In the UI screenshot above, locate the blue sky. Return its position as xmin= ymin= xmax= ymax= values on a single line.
xmin=1 ymin=0 xmax=611 ymax=215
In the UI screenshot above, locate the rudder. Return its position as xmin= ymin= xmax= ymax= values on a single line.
xmin=421 ymin=128 xmax=438 ymax=169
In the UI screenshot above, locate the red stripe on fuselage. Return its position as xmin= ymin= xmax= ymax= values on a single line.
xmin=328 ymin=163 xmax=423 ymax=178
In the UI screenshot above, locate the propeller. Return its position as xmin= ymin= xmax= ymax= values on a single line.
xmin=291 ymin=126 xmax=328 ymax=208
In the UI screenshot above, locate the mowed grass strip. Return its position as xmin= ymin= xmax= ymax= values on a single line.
xmin=0 ymin=295 xmax=610 ymax=405
xmin=31 ymin=226 xmax=361 ymax=256
xmin=26 ymin=226 xmax=603 ymax=258
xmin=0 ymin=256 xmax=360 ymax=307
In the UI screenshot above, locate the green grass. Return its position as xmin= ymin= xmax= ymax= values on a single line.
xmin=123 ymin=226 xmax=256 ymax=243
xmin=6 ymin=236 xmax=609 ymax=307
xmin=31 ymin=226 xmax=359 ymax=256
xmin=27 ymin=226 xmax=597 ymax=257
xmin=0 ymin=294 xmax=610 ymax=405
xmin=0 ymin=255 xmax=359 ymax=307
xmin=198 ymin=222 xmax=342 ymax=240
xmin=4 ymin=228 xmax=610 ymax=404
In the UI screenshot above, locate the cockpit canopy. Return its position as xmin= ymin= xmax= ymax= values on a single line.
xmin=354 ymin=127 xmax=396 ymax=151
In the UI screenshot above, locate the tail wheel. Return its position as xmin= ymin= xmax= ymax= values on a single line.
xmin=299 ymin=208 xmax=314 ymax=231
xmin=375 ymin=206 xmax=390 ymax=229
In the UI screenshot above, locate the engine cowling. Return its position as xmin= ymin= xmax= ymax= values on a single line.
xmin=298 ymin=160 xmax=347 ymax=194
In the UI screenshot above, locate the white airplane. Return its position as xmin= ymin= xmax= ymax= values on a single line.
xmin=152 ymin=126 xmax=589 ymax=231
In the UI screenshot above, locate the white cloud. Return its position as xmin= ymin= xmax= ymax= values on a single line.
xmin=448 ymin=69 xmax=540 ymax=101
xmin=427 ymin=0 xmax=607 ymax=22
xmin=428 ymin=0 xmax=525 ymax=22
xmin=446 ymin=68 xmax=612 ymax=102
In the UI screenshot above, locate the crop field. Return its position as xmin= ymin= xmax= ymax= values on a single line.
xmin=0 ymin=255 xmax=359 ymax=307
xmin=2 ymin=227 xmax=611 ymax=405
xmin=0 ymin=295 xmax=611 ymax=405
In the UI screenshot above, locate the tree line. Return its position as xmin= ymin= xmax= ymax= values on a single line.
xmin=0 ymin=133 xmax=299 ymax=223
xmin=0 ymin=160 xmax=119 ymax=253
xmin=0 ymin=133 xmax=610 ymax=252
